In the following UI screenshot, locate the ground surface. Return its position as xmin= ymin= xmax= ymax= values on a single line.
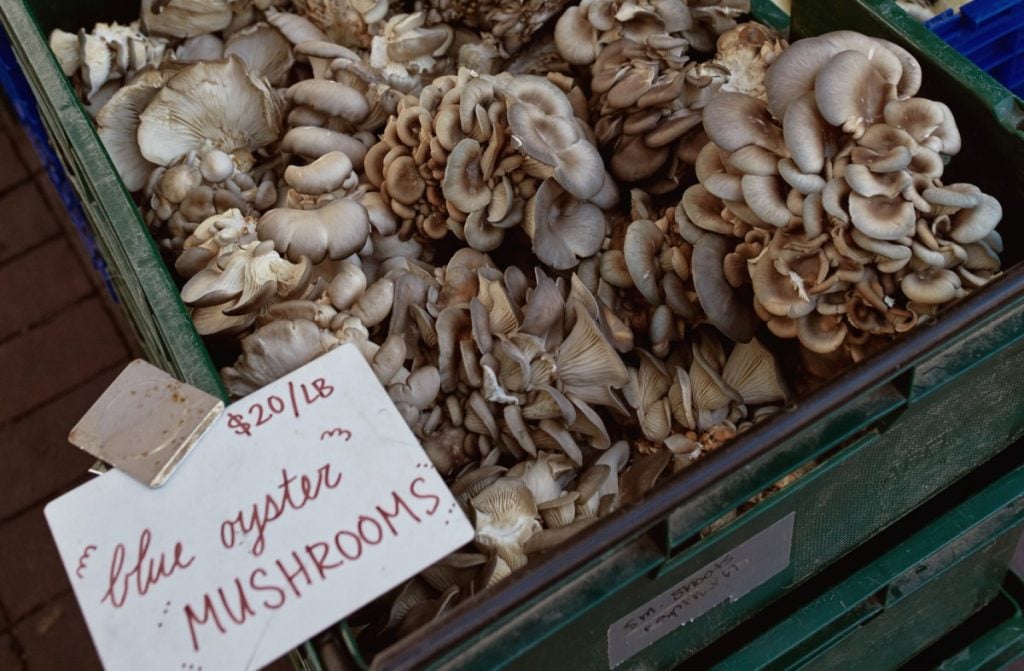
xmin=0 ymin=94 xmax=1021 ymax=669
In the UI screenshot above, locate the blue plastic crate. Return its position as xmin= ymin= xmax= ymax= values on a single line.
xmin=926 ymin=0 xmax=1024 ymax=97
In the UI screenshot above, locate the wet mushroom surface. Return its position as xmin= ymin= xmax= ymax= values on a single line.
xmin=53 ymin=0 xmax=1006 ymax=651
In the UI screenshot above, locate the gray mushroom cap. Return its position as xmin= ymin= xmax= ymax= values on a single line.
xmin=137 ymin=56 xmax=283 ymax=167
xmin=692 ymin=231 xmax=757 ymax=343
xmin=257 ymin=198 xmax=371 ymax=264
xmin=523 ymin=179 xmax=607 ymax=270
xmin=703 ymin=91 xmax=787 ymax=156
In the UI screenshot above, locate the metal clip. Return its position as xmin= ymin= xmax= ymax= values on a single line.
xmin=68 ymin=360 xmax=223 ymax=487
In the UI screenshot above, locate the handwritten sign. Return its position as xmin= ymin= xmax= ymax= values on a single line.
xmin=606 ymin=512 xmax=795 ymax=668
xmin=46 ymin=345 xmax=474 ymax=671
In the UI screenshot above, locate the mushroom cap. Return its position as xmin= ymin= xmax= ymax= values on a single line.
xmin=796 ymin=312 xmax=847 ymax=354
xmin=175 ymin=34 xmax=225 ymax=61
xmin=901 ymin=268 xmax=961 ymax=305
xmin=883 ymin=97 xmax=945 ymax=144
xmin=264 ymin=8 xmax=328 ymax=45
xmin=696 ymin=143 xmax=744 ymax=201
xmin=848 ymin=193 xmax=915 ymax=241
xmin=693 ymin=232 xmax=757 ymax=343
xmin=781 ymin=91 xmax=834 ymax=174
xmin=257 ymin=197 xmax=370 ymax=264
xmin=524 ymin=179 xmax=607 ymax=271
xmin=281 ymin=126 xmax=368 ymax=169
xmin=443 ymin=138 xmax=492 ymax=213
xmin=221 ymin=319 xmax=340 ymax=398
xmin=749 ymin=237 xmax=817 ymax=319
xmin=703 ymin=91 xmax=787 ymax=155
xmin=97 ymin=69 xmax=167 ymax=191
xmin=623 ymin=219 xmax=664 ymax=305
xmin=721 ymin=338 xmax=790 ymax=405
xmin=284 ymin=151 xmax=354 ymax=195
xmin=142 ymin=0 xmax=233 ymax=38
xmin=950 ymin=193 xmax=1002 ymax=244
xmin=138 ymin=56 xmax=283 ymax=167
xmin=765 ymin=36 xmax=839 ymax=119
xmin=224 ymin=23 xmax=294 ymax=87
xmin=741 ymin=175 xmax=791 ymax=227
xmin=682 ymin=184 xmax=733 ymax=235
xmin=814 ymin=49 xmax=892 ymax=136
xmin=922 ymin=183 xmax=981 ymax=209
xmin=287 ymin=79 xmax=369 ymax=124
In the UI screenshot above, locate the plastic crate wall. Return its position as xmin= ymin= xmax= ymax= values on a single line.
xmin=926 ymin=0 xmax=1024 ymax=97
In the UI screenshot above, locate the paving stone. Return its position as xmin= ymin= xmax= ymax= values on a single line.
xmin=0 ymin=180 xmax=60 ymax=264
xmin=0 ymin=633 xmax=24 ymax=670
xmin=0 ymin=237 xmax=94 ymax=342
xmin=0 ymin=296 xmax=129 ymax=425
xmin=0 ymin=131 xmax=30 ymax=193
xmin=2 ymin=109 xmax=44 ymax=176
xmin=0 ymin=368 xmax=122 ymax=520
xmin=13 ymin=594 xmax=100 ymax=671
xmin=0 ymin=505 xmax=70 ymax=621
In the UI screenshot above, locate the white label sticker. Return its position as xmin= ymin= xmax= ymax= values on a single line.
xmin=607 ymin=512 xmax=795 ymax=668
xmin=46 ymin=345 xmax=474 ymax=671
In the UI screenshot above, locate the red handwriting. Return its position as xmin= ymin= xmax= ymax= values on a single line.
xmin=227 ymin=378 xmax=334 ymax=437
xmin=320 ymin=427 xmax=352 ymax=442
xmin=219 ymin=462 xmax=343 ymax=557
xmin=76 ymin=544 xmax=97 ymax=578
xmin=184 ymin=476 xmax=442 ymax=652
xmin=101 ymin=529 xmax=195 ymax=609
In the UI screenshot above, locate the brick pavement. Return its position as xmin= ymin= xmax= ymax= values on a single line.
xmin=0 ymin=100 xmax=291 ymax=670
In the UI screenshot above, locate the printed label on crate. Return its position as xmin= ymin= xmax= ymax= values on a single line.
xmin=45 ymin=344 xmax=474 ymax=671
xmin=607 ymin=512 xmax=795 ymax=668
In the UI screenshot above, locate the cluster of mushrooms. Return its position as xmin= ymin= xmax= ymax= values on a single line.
xmin=53 ymin=0 xmax=1003 ymax=647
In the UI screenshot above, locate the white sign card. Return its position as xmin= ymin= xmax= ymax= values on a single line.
xmin=46 ymin=345 xmax=474 ymax=670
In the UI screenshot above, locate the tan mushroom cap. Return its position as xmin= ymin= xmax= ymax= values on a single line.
xmin=796 ymin=311 xmax=847 ymax=354
xmin=901 ymin=268 xmax=962 ymax=305
xmin=721 ymin=338 xmax=790 ymax=405
xmin=848 ymin=193 xmax=915 ymax=241
xmin=554 ymin=7 xmax=601 ymax=65
xmin=696 ymin=143 xmax=744 ymax=201
xmin=281 ymin=126 xmax=368 ymax=169
xmin=682 ymin=184 xmax=733 ymax=236
xmin=748 ymin=236 xmax=817 ymax=319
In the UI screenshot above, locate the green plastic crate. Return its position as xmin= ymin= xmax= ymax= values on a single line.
xmin=0 ymin=0 xmax=1023 ymax=669
xmin=904 ymin=575 xmax=1024 ymax=671
xmin=709 ymin=460 xmax=1024 ymax=670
